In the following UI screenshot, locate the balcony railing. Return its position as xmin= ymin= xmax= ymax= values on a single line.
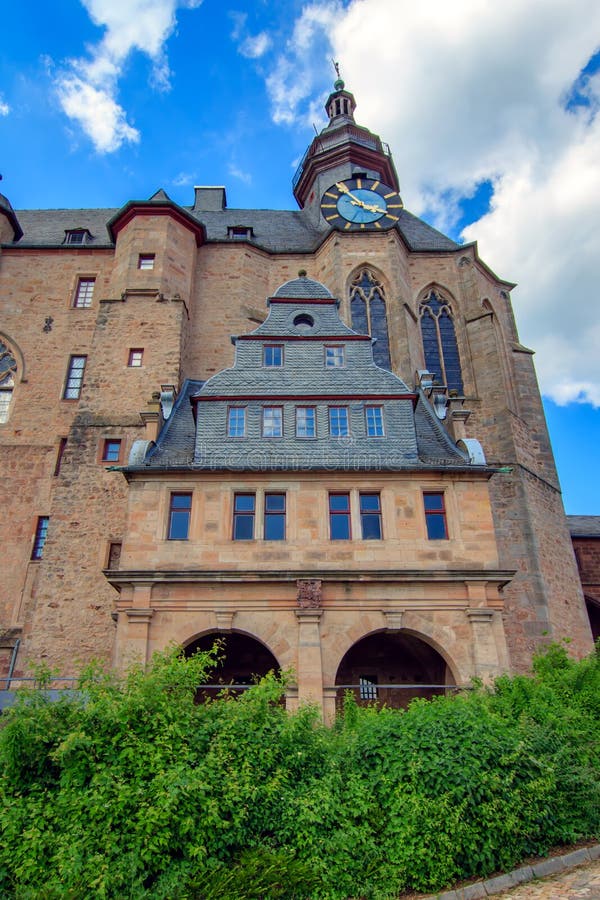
xmin=292 ymin=126 xmax=391 ymax=191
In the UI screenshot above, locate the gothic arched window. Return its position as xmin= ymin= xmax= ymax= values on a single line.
xmin=349 ymin=268 xmax=391 ymax=369
xmin=419 ymin=291 xmax=463 ymax=393
xmin=0 ymin=340 xmax=17 ymax=424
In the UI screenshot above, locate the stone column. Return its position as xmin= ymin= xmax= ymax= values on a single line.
xmin=295 ymin=609 xmax=324 ymax=711
xmin=116 ymin=582 xmax=154 ymax=668
xmin=466 ymin=608 xmax=500 ymax=682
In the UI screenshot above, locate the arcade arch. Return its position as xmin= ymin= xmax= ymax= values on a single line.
xmin=334 ymin=629 xmax=457 ymax=710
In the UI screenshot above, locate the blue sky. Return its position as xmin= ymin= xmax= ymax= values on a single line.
xmin=1 ymin=0 xmax=599 ymax=513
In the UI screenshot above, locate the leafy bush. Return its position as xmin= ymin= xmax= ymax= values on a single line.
xmin=0 ymin=643 xmax=598 ymax=898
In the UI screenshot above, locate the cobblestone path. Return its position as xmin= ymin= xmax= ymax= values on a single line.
xmin=495 ymin=858 xmax=600 ymax=899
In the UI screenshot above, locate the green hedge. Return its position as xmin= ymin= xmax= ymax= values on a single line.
xmin=0 ymin=642 xmax=598 ymax=899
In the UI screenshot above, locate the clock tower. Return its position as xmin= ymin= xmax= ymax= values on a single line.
xmin=292 ymin=75 xmax=401 ymax=229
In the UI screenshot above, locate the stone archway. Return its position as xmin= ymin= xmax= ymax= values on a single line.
xmin=184 ymin=630 xmax=281 ymax=701
xmin=334 ymin=630 xmax=456 ymax=710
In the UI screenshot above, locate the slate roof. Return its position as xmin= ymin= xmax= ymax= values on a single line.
xmin=567 ymin=516 xmax=600 ymax=537
xmin=137 ymin=278 xmax=472 ymax=473
xmin=10 ymin=202 xmax=460 ymax=254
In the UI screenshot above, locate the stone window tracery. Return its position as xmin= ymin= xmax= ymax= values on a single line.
xmin=419 ymin=291 xmax=463 ymax=394
xmin=0 ymin=340 xmax=17 ymax=424
xmin=349 ymin=267 xmax=391 ymax=369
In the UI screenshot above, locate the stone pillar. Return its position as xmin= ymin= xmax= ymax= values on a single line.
xmin=295 ymin=609 xmax=324 ymax=711
xmin=116 ymin=582 xmax=154 ymax=668
xmin=466 ymin=608 xmax=501 ymax=682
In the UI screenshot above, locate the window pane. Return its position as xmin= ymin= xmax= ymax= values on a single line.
xmin=234 ymin=493 xmax=255 ymax=539
xmin=263 ymin=407 xmax=282 ymax=437
xmin=264 ymin=493 xmax=285 ymax=540
xmin=168 ymin=493 xmax=191 ymax=540
xmin=234 ymin=494 xmax=255 ymax=512
xmin=31 ymin=516 xmax=49 ymax=560
xmin=365 ymin=406 xmax=384 ymax=436
xmin=265 ymin=493 xmax=285 ymax=511
xmin=329 ymin=493 xmax=350 ymax=540
xmin=329 ymin=407 xmax=349 ymax=436
xmin=360 ymin=493 xmax=382 ymax=539
xmin=264 ymin=345 xmax=283 ymax=366
xmin=228 ymin=407 xmax=246 ymax=437
xmin=102 ymin=439 xmax=121 ymax=461
xmin=296 ymin=407 xmax=316 ymax=438
xmin=74 ymin=278 xmax=95 ymax=308
xmin=325 ymin=345 xmax=344 ymax=367
xmin=426 ymin=514 xmax=447 ymax=540
xmin=64 ymin=356 xmax=86 ymax=399
xmin=424 ymin=493 xmax=444 ymax=511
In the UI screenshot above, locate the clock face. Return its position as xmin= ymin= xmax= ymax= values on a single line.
xmin=320 ymin=178 xmax=403 ymax=230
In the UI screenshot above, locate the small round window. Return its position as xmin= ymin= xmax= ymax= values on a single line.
xmin=293 ymin=313 xmax=314 ymax=332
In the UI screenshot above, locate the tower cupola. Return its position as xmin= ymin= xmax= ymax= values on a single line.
xmin=324 ymin=76 xmax=357 ymax=125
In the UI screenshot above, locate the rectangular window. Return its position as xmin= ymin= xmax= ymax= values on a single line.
xmin=128 ymin=348 xmax=143 ymax=367
xmin=168 ymin=493 xmax=192 ymax=540
xmin=325 ymin=345 xmax=345 ymax=367
xmin=360 ymin=493 xmax=382 ymax=539
xmin=102 ymin=439 xmax=122 ymax=462
xmin=138 ymin=254 xmax=155 ymax=270
xmin=63 ymin=355 xmax=86 ymax=399
xmin=296 ymin=406 xmax=316 ymax=438
xmin=31 ymin=516 xmax=49 ymax=560
xmin=264 ymin=493 xmax=286 ymax=540
xmin=359 ymin=675 xmax=378 ymax=701
xmin=263 ymin=406 xmax=283 ymax=437
xmin=329 ymin=492 xmax=351 ymax=540
xmin=263 ymin=345 xmax=283 ymax=367
xmin=233 ymin=493 xmax=255 ymax=540
xmin=228 ymin=407 xmax=246 ymax=437
xmin=365 ymin=406 xmax=384 ymax=436
xmin=329 ymin=406 xmax=349 ymax=437
xmin=73 ymin=277 xmax=95 ymax=308
xmin=424 ymin=492 xmax=448 ymax=539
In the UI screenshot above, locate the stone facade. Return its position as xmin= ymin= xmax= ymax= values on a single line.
xmin=0 ymin=81 xmax=594 ymax=713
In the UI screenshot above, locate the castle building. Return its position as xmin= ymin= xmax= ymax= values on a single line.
xmin=0 ymin=78 xmax=594 ymax=716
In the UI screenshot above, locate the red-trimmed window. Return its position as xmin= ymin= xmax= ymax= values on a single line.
xmin=423 ymin=492 xmax=448 ymax=539
xmin=73 ymin=277 xmax=95 ymax=308
xmin=228 ymin=407 xmax=246 ymax=437
xmin=102 ymin=439 xmax=122 ymax=462
xmin=128 ymin=348 xmax=143 ymax=367
xmin=360 ymin=493 xmax=382 ymax=539
xmin=329 ymin=406 xmax=349 ymax=437
xmin=365 ymin=405 xmax=384 ymax=436
xmin=325 ymin=345 xmax=345 ymax=367
xmin=138 ymin=254 xmax=155 ymax=270
xmin=296 ymin=406 xmax=316 ymax=438
xmin=168 ymin=493 xmax=192 ymax=540
xmin=263 ymin=345 xmax=283 ymax=367
xmin=329 ymin=492 xmax=351 ymax=540
xmin=264 ymin=493 xmax=286 ymax=540
xmin=233 ymin=493 xmax=255 ymax=540
xmin=31 ymin=516 xmax=50 ymax=560
xmin=262 ymin=406 xmax=283 ymax=437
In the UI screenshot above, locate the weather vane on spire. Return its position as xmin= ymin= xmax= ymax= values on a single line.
xmin=332 ymin=59 xmax=341 ymax=79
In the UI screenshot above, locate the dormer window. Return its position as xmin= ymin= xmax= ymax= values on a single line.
xmin=65 ymin=229 xmax=90 ymax=245
xmin=325 ymin=345 xmax=345 ymax=367
xmin=227 ymin=226 xmax=254 ymax=240
xmin=263 ymin=345 xmax=283 ymax=367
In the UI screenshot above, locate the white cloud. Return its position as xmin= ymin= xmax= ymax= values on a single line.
xmin=172 ymin=171 xmax=196 ymax=187
xmin=0 ymin=95 xmax=9 ymax=116
xmin=228 ymin=163 xmax=252 ymax=186
xmin=56 ymin=0 xmax=202 ymax=152
xmin=239 ymin=32 xmax=272 ymax=59
xmin=266 ymin=1 xmax=341 ymax=126
xmin=269 ymin=0 xmax=600 ymax=407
